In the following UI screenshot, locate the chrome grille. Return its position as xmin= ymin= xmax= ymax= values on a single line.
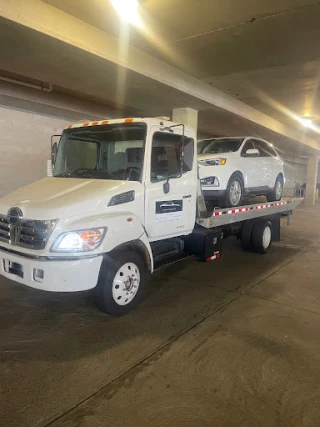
xmin=0 ymin=215 xmax=10 ymax=243
xmin=0 ymin=215 xmax=57 ymax=250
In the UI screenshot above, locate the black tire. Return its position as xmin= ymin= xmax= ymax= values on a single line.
xmin=222 ymin=174 xmax=244 ymax=208
xmin=266 ymin=175 xmax=283 ymax=202
xmin=95 ymin=250 xmax=147 ymax=316
xmin=240 ymin=221 xmax=254 ymax=251
xmin=251 ymin=220 xmax=273 ymax=254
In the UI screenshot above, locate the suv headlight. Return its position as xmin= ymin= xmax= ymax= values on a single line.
xmin=199 ymin=158 xmax=226 ymax=166
xmin=51 ymin=228 xmax=106 ymax=252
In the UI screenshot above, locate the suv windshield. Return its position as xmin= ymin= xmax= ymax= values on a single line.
xmin=199 ymin=138 xmax=244 ymax=154
xmin=54 ymin=124 xmax=146 ymax=181
xmin=197 ymin=139 xmax=215 ymax=154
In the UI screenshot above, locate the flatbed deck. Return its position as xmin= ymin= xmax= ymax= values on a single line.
xmin=196 ymin=198 xmax=304 ymax=228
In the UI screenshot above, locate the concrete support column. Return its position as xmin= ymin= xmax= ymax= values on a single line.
xmin=172 ymin=107 xmax=198 ymax=134
xmin=305 ymin=156 xmax=319 ymax=206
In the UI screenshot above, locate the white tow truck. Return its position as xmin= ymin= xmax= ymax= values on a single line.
xmin=0 ymin=117 xmax=302 ymax=315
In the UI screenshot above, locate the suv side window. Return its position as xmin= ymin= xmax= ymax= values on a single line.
xmin=253 ymin=139 xmax=274 ymax=157
xmin=151 ymin=132 xmax=194 ymax=182
xmin=241 ymin=140 xmax=255 ymax=157
xmin=268 ymin=144 xmax=278 ymax=157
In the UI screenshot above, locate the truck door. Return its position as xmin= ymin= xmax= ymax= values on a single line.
xmin=144 ymin=127 xmax=197 ymax=240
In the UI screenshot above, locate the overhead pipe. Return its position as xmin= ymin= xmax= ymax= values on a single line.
xmin=0 ymin=75 xmax=53 ymax=92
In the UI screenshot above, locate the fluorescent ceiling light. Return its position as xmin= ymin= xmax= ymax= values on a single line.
xmin=110 ymin=0 xmax=142 ymax=27
xmin=299 ymin=117 xmax=314 ymax=128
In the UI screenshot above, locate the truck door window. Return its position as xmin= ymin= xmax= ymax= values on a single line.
xmin=151 ymin=132 xmax=194 ymax=182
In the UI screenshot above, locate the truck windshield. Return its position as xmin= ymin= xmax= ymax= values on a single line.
xmin=199 ymin=138 xmax=244 ymax=154
xmin=54 ymin=124 xmax=146 ymax=181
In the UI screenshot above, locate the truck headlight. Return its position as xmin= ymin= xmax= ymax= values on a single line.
xmin=51 ymin=228 xmax=106 ymax=252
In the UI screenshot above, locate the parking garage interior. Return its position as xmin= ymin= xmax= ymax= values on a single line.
xmin=1 ymin=1 xmax=320 ymax=426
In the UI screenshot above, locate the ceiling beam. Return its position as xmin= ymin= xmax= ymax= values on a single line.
xmin=1 ymin=0 xmax=320 ymax=152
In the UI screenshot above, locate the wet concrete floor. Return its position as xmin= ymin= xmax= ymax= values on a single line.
xmin=1 ymin=203 xmax=320 ymax=426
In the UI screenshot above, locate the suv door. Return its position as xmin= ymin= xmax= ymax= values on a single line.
xmin=252 ymin=139 xmax=277 ymax=187
xmin=144 ymin=127 xmax=197 ymax=240
xmin=240 ymin=139 xmax=264 ymax=188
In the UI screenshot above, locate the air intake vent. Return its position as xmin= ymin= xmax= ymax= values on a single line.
xmin=108 ymin=191 xmax=135 ymax=207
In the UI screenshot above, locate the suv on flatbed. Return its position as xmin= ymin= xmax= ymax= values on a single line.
xmin=198 ymin=137 xmax=284 ymax=207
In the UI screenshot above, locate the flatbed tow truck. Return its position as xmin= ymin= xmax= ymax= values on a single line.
xmin=0 ymin=117 xmax=302 ymax=315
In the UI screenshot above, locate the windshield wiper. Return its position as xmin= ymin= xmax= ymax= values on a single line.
xmin=54 ymin=170 xmax=94 ymax=178
xmin=54 ymin=172 xmax=77 ymax=178
xmin=55 ymin=169 xmax=115 ymax=179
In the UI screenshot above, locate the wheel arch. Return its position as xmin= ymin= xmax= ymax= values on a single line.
xmin=105 ymin=239 xmax=153 ymax=274
xmin=231 ymin=170 xmax=245 ymax=184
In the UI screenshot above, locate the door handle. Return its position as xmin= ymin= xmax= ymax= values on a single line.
xmin=183 ymin=194 xmax=192 ymax=199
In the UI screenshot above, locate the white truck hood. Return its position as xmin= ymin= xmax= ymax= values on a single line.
xmin=0 ymin=178 xmax=140 ymax=220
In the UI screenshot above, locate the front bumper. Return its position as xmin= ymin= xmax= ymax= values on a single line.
xmin=202 ymin=189 xmax=226 ymax=200
xmin=198 ymin=164 xmax=230 ymax=190
xmin=0 ymin=248 xmax=103 ymax=292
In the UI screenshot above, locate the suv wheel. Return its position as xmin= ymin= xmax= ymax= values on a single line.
xmin=223 ymin=174 xmax=244 ymax=207
xmin=267 ymin=175 xmax=283 ymax=202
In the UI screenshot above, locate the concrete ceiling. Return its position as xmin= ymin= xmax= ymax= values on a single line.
xmin=43 ymin=0 xmax=320 ymax=130
xmin=1 ymin=0 xmax=320 ymax=161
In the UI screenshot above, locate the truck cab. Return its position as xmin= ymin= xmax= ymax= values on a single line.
xmin=0 ymin=118 xmax=198 ymax=315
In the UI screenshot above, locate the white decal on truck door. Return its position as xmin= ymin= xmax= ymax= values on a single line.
xmin=155 ymin=200 xmax=183 ymax=222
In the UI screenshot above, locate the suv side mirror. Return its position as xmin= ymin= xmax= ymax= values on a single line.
xmin=245 ymin=148 xmax=260 ymax=157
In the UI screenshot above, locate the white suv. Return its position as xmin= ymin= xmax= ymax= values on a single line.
xmin=198 ymin=137 xmax=284 ymax=207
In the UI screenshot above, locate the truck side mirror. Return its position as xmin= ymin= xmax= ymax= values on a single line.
xmin=51 ymin=134 xmax=61 ymax=167
xmin=163 ymin=171 xmax=182 ymax=194
xmin=163 ymin=181 xmax=170 ymax=194
xmin=51 ymin=142 xmax=58 ymax=166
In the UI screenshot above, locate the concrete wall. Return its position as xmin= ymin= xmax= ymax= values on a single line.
xmin=283 ymin=160 xmax=307 ymax=197
xmin=0 ymin=105 xmax=70 ymax=197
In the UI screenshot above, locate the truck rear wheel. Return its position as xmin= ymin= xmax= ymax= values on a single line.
xmin=95 ymin=250 xmax=147 ymax=316
xmin=251 ymin=220 xmax=273 ymax=254
xmin=240 ymin=221 xmax=254 ymax=251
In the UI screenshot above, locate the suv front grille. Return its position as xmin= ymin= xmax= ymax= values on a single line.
xmin=0 ymin=215 xmax=57 ymax=250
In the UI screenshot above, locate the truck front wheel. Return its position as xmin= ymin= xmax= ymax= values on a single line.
xmin=95 ymin=250 xmax=147 ymax=316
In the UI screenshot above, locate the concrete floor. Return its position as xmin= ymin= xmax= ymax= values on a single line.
xmin=1 ymin=203 xmax=320 ymax=427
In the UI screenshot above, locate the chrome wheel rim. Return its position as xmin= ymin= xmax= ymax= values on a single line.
xmin=262 ymin=226 xmax=272 ymax=249
xmin=112 ymin=263 xmax=140 ymax=306
xmin=229 ymin=180 xmax=242 ymax=206
xmin=275 ymin=180 xmax=283 ymax=200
